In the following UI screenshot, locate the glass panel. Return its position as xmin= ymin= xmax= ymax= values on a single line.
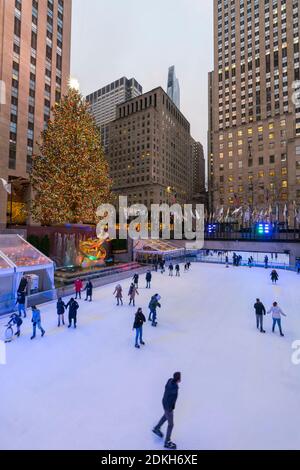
xmin=0 ymin=235 xmax=50 ymax=267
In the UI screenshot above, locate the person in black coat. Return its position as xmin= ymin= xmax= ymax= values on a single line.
xmin=254 ymin=298 xmax=266 ymax=333
xmin=56 ymin=297 xmax=66 ymax=327
xmin=168 ymin=264 xmax=174 ymax=276
xmin=153 ymin=372 xmax=181 ymax=450
xmin=270 ymin=270 xmax=279 ymax=284
xmin=132 ymin=273 xmax=139 ymax=288
xmin=133 ymin=308 xmax=146 ymax=349
xmin=84 ymin=281 xmax=93 ymax=301
xmin=66 ymin=298 xmax=79 ymax=328
xmin=146 ymin=271 xmax=152 ymax=288
xmin=175 ymin=264 xmax=180 ymax=277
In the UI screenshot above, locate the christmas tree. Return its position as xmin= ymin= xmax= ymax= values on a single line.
xmin=31 ymin=88 xmax=112 ymax=225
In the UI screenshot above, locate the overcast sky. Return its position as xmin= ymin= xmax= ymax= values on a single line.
xmin=71 ymin=0 xmax=214 ymax=156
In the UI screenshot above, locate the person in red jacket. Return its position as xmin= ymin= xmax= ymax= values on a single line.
xmin=74 ymin=278 xmax=83 ymax=300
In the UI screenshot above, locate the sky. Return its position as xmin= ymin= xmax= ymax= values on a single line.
xmin=71 ymin=0 xmax=214 ymax=156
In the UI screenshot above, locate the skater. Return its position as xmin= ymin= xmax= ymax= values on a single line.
xmin=15 ymin=291 xmax=26 ymax=318
xmin=31 ymin=306 xmax=45 ymax=340
xmin=84 ymin=280 xmax=93 ymax=301
xmin=146 ymin=271 xmax=152 ymax=289
xmin=128 ymin=283 xmax=139 ymax=306
xmin=56 ymin=297 xmax=66 ymax=326
xmin=254 ymin=298 xmax=266 ymax=333
xmin=225 ymin=255 xmax=229 ymax=268
xmin=132 ymin=307 xmax=146 ymax=349
xmin=160 ymin=261 xmax=165 ymax=274
xmin=152 ymin=372 xmax=181 ymax=450
xmin=132 ymin=273 xmax=139 ymax=288
xmin=248 ymin=257 xmax=252 ymax=268
xmin=74 ymin=278 xmax=83 ymax=299
xmin=187 ymin=261 xmax=191 ymax=270
xmin=270 ymin=269 xmax=279 ymax=284
xmin=296 ymin=260 xmax=300 ymax=274
xmin=148 ymin=293 xmax=161 ymax=326
xmin=154 ymin=260 xmax=158 ymax=272
xmin=113 ymin=284 xmax=123 ymax=305
xmin=66 ymin=298 xmax=79 ymax=329
xmin=168 ymin=263 xmax=174 ymax=277
xmin=264 ymin=255 xmax=269 ymax=269
xmin=8 ymin=313 xmax=23 ymax=338
xmin=175 ymin=264 xmax=180 ymax=277
xmin=184 ymin=263 xmax=188 ymax=272
xmin=267 ymin=301 xmax=287 ymax=337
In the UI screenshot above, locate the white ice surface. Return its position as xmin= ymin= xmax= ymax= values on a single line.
xmin=1 ymin=263 xmax=300 ymax=450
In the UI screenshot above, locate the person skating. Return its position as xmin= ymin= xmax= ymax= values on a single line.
xmin=160 ymin=261 xmax=165 ymax=274
xmin=148 ymin=293 xmax=161 ymax=326
xmin=15 ymin=291 xmax=26 ymax=318
xmin=225 ymin=255 xmax=229 ymax=268
xmin=267 ymin=301 xmax=287 ymax=337
xmin=113 ymin=284 xmax=123 ymax=305
xmin=154 ymin=260 xmax=158 ymax=272
xmin=264 ymin=255 xmax=269 ymax=269
xmin=31 ymin=306 xmax=45 ymax=340
xmin=146 ymin=271 xmax=152 ymax=289
xmin=168 ymin=264 xmax=174 ymax=277
xmin=296 ymin=260 xmax=300 ymax=274
xmin=270 ymin=269 xmax=279 ymax=284
xmin=187 ymin=261 xmax=191 ymax=270
xmin=56 ymin=297 xmax=66 ymax=327
xmin=175 ymin=264 xmax=180 ymax=277
xmin=254 ymin=298 xmax=266 ymax=333
xmin=8 ymin=313 xmax=23 ymax=338
xmin=152 ymin=372 xmax=181 ymax=450
xmin=84 ymin=280 xmax=93 ymax=301
xmin=128 ymin=283 xmax=139 ymax=306
xmin=132 ymin=273 xmax=139 ymax=288
xmin=133 ymin=307 xmax=146 ymax=349
xmin=66 ymin=298 xmax=79 ymax=329
xmin=74 ymin=278 xmax=83 ymax=300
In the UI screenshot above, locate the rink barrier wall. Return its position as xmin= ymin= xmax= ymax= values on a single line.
xmin=0 ymin=265 xmax=150 ymax=317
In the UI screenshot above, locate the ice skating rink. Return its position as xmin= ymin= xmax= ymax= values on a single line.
xmin=1 ymin=263 xmax=300 ymax=450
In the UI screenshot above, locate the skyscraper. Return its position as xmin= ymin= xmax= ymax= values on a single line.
xmin=106 ymin=87 xmax=193 ymax=207
xmin=209 ymin=0 xmax=300 ymax=220
xmin=167 ymin=65 xmax=180 ymax=109
xmin=86 ymin=77 xmax=142 ymax=151
xmin=0 ymin=0 xmax=72 ymax=227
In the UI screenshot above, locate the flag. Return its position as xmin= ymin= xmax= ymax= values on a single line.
xmin=244 ymin=206 xmax=251 ymax=224
xmin=217 ymin=206 xmax=224 ymax=222
xmin=283 ymin=204 xmax=288 ymax=222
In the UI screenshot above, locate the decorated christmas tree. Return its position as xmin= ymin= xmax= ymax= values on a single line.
xmin=31 ymin=88 xmax=112 ymax=225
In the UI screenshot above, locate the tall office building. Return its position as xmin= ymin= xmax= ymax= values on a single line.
xmin=191 ymin=139 xmax=206 ymax=204
xmin=167 ymin=65 xmax=180 ymax=109
xmin=106 ymin=87 xmax=193 ymax=207
xmin=210 ymin=0 xmax=300 ymax=219
xmin=0 ymin=0 xmax=72 ymax=227
xmin=86 ymin=77 xmax=142 ymax=151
